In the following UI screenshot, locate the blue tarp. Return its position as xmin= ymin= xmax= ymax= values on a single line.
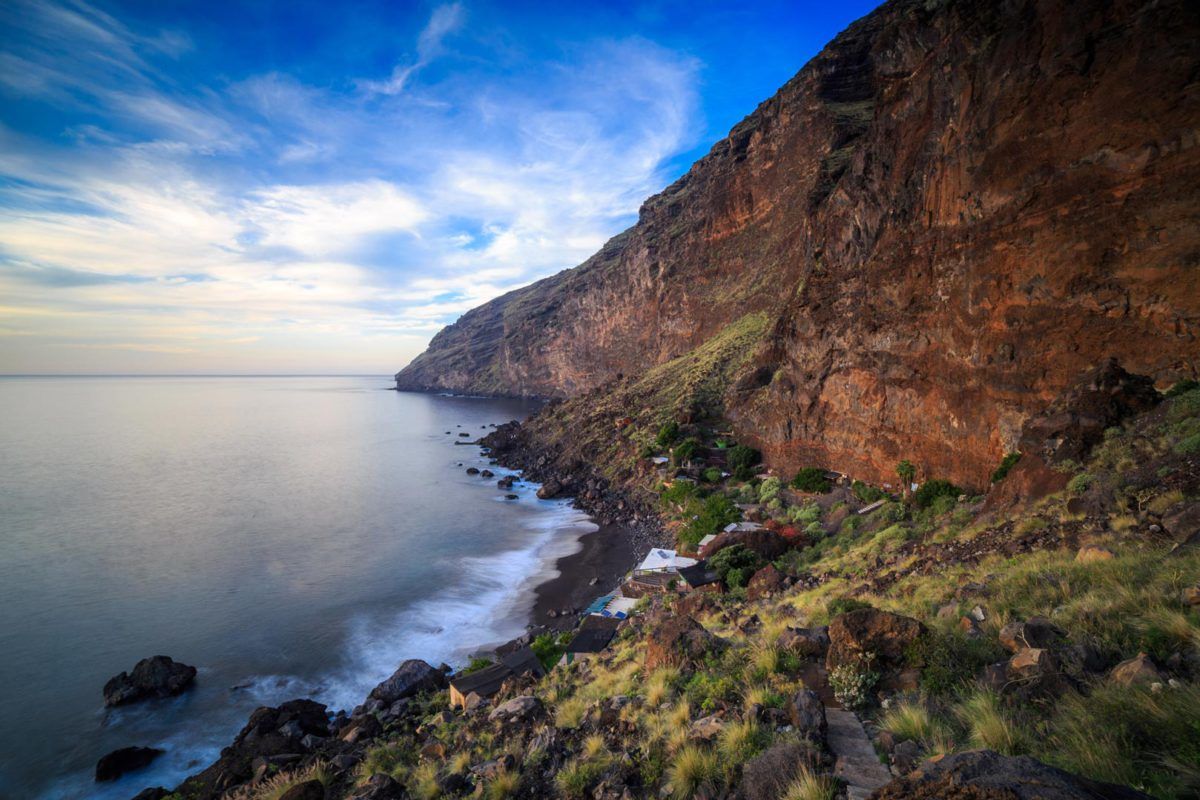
xmin=583 ymin=594 xmax=614 ymax=614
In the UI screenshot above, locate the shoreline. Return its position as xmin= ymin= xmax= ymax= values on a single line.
xmin=528 ymin=521 xmax=639 ymax=631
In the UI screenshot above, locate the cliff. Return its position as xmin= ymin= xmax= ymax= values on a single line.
xmin=396 ymin=0 xmax=1200 ymax=489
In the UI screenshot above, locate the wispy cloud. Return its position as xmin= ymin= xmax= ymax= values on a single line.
xmin=359 ymin=3 xmax=465 ymax=96
xmin=0 ymin=0 xmax=702 ymax=373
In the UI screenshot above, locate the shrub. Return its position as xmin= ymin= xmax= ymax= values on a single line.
xmin=667 ymin=745 xmax=720 ymax=799
xmin=828 ymin=662 xmax=878 ymax=710
xmin=955 ymin=689 xmax=1029 ymax=755
xmin=906 ymin=631 xmax=1007 ymax=696
xmin=827 ymin=596 xmax=872 ymax=617
xmin=703 ymin=467 xmax=723 ymax=483
xmin=913 ymin=479 xmax=960 ymax=509
xmin=851 ymin=480 xmax=886 ymax=503
xmin=461 ymin=656 xmax=492 ymax=675
xmin=656 ymin=421 xmax=681 ymax=448
xmin=1067 ymin=472 xmax=1094 ymax=496
xmin=791 ymin=467 xmax=831 ymax=494
xmin=485 ymin=768 xmax=520 ymax=800
xmin=879 ymin=700 xmax=952 ymax=748
xmin=680 ymin=493 xmax=740 ymax=546
xmin=990 ymin=452 xmax=1022 ymax=483
xmin=1174 ymin=433 xmax=1200 ymax=455
xmin=661 ymin=480 xmax=698 ymax=506
xmin=709 ymin=544 xmax=762 ymax=585
xmin=759 ymin=476 xmax=783 ymax=504
xmin=728 ymin=444 xmax=761 ymax=480
xmin=782 ymin=767 xmax=838 ymax=800
xmin=556 ymin=757 xmax=608 ymax=798
xmin=927 ymin=493 xmax=957 ymax=517
xmin=1043 ymin=681 xmax=1200 ymax=799
xmin=718 ymin=718 xmax=770 ymax=764
xmin=741 ymin=741 xmax=824 ymax=800
xmin=674 ymin=437 xmax=701 ymax=465
xmin=1164 ymin=379 xmax=1198 ymax=398
xmin=789 ymin=503 xmax=822 ymax=525
xmin=531 ymin=631 xmax=571 ymax=670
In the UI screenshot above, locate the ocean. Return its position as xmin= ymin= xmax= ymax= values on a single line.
xmin=0 ymin=375 xmax=594 ymax=799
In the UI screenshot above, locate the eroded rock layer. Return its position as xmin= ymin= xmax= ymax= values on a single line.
xmin=397 ymin=0 xmax=1200 ymax=488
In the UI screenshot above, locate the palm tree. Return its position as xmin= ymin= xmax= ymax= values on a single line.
xmin=896 ymin=460 xmax=915 ymax=498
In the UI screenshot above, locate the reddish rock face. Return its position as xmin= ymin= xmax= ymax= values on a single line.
xmin=397 ymin=0 xmax=1200 ymax=489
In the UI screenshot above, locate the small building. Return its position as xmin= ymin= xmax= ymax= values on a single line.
xmin=622 ymin=569 xmax=679 ymax=597
xmin=634 ymin=548 xmax=698 ymax=573
xmin=559 ymin=615 xmax=622 ymax=666
xmin=722 ymin=521 xmax=764 ymax=534
xmin=448 ymin=645 xmax=545 ymax=709
xmin=697 ymin=534 xmax=717 ymax=550
xmin=678 ymin=562 xmax=723 ymax=593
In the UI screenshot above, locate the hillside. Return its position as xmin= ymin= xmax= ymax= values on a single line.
xmin=395 ymin=0 xmax=1200 ymax=490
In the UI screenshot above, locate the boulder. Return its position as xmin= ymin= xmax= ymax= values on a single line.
xmin=347 ymin=774 xmax=406 ymax=800
xmin=368 ymin=659 xmax=446 ymax=705
xmin=480 ymin=469 xmax=494 ymax=478
xmin=869 ymin=749 xmax=1153 ymax=799
xmin=95 ymin=746 xmax=163 ymax=781
xmin=787 ymin=689 xmax=826 ymax=741
xmin=536 ymin=478 xmax=564 ymax=499
xmin=644 ymin=614 xmax=725 ymax=671
xmin=465 ymin=467 xmax=480 ymax=475
xmin=998 ymin=617 xmax=1065 ymax=653
xmin=488 ymin=695 xmax=541 ymax=723
xmin=689 ymin=714 xmax=725 ymax=741
xmin=103 ymin=656 xmax=196 ymax=707
xmin=1006 ymin=648 xmax=1060 ymax=694
xmin=740 ymin=741 xmax=825 ymax=800
xmin=131 ymin=789 xmax=170 ymax=800
xmin=746 ymin=564 xmax=785 ymax=600
xmin=278 ymin=780 xmax=326 ymax=800
xmin=777 ymin=626 xmax=829 ymax=659
xmin=1108 ymin=653 xmax=1162 ymax=686
xmin=700 ymin=528 xmax=791 ymax=561
xmin=340 ymin=714 xmax=382 ymax=744
xmin=1076 ymin=544 xmax=1115 ymax=563
xmin=1182 ymin=585 xmax=1200 ymax=606
xmin=1161 ymin=502 xmax=1200 ymax=544
xmin=826 ymin=608 xmax=925 ymax=673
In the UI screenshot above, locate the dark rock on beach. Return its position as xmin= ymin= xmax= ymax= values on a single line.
xmin=103 ymin=655 xmax=196 ymax=707
xmin=367 ymin=659 xmax=446 ymax=706
xmin=95 ymin=746 xmax=163 ymax=781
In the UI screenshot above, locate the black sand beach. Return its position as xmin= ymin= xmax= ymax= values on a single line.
xmin=530 ymin=522 xmax=640 ymax=630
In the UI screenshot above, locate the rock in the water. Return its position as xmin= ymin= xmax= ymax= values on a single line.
xmin=644 ymin=614 xmax=725 ymax=671
xmin=826 ymin=607 xmax=925 ymax=673
xmin=465 ymin=466 xmax=480 ymax=475
xmin=131 ymin=789 xmax=170 ymax=800
xmin=536 ymin=478 xmax=563 ymax=499
xmin=368 ymin=659 xmax=446 ymax=705
xmin=103 ymin=656 xmax=197 ymax=707
xmin=1108 ymin=652 xmax=1162 ymax=686
xmin=869 ymin=749 xmax=1152 ymax=799
xmin=480 ymin=469 xmax=494 ymax=478
xmin=95 ymin=746 xmax=163 ymax=781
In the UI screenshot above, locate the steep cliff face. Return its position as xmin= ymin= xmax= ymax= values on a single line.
xmin=397 ymin=0 xmax=1200 ymax=489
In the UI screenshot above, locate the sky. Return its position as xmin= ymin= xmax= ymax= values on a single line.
xmin=0 ymin=0 xmax=879 ymax=375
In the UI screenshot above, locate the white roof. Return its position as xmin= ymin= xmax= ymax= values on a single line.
xmin=606 ymin=596 xmax=639 ymax=614
xmin=723 ymin=521 xmax=764 ymax=533
xmin=636 ymin=548 xmax=698 ymax=572
xmin=698 ymin=534 xmax=717 ymax=548
xmin=651 ymin=456 xmax=669 ymax=465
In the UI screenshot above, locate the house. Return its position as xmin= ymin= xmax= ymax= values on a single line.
xmin=697 ymin=534 xmax=717 ymax=550
xmin=559 ymin=615 xmax=622 ymax=666
xmin=448 ymin=645 xmax=545 ymax=709
xmin=622 ymin=570 xmax=679 ymax=597
xmin=678 ymin=562 xmax=723 ymax=593
xmin=722 ymin=521 xmax=764 ymax=533
xmin=634 ymin=548 xmax=698 ymax=573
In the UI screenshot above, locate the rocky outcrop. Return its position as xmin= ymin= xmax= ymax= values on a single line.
xmin=826 ymin=607 xmax=925 ymax=673
xmin=95 ymin=746 xmax=162 ymax=781
xmin=366 ymin=660 xmax=445 ymax=706
xmin=644 ymin=614 xmax=724 ymax=671
xmin=869 ymin=749 xmax=1153 ymax=799
xmin=397 ymin=0 xmax=1200 ymax=491
xmin=103 ymin=655 xmax=196 ymax=707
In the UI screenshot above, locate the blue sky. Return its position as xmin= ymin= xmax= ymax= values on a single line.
xmin=0 ymin=0 xmax=878 ymax=374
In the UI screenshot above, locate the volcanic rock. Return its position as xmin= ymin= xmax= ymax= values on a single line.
xmin=826 ymin=608 xmax=925 ymax=673
xmin=368 ymin=660 xmax=446 ymax=705
xmin=95 ymin=746 xmax=163 ymax=781
xmin=103 ymin=656 xmax=196 ymax=707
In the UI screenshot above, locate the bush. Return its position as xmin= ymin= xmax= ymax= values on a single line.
xmin=913 ymin=479 xmax=960 ymax=509
xmin=991 ymin=452 xmax=1022 ymax=483
xmin=905 ymin=631 xmax=1007 ymax=696
xmin=927 ymin=493 xmax=957 ymax=517
xmin=703 ymin=467 xmax=723 ymax=483
xmin=656 ymin=421 xmax=681 ymax=448
xmin=727 ymin=444 xmax=761 ymax=481
xmin=955 ymin=689 xmax=1029 ymax=755
xmin=660 ymin=480 xmax=698 ymax=506
xmin=827 ymin=597 xmax=873 ymax=617
xmin=667 ymin=745 xmax=720 ymax=799
xmin=531 ymin=631 xmax=571 ymax=670
xmin=461 ymin=656 xmax=493 ymax=675
xmin=759 ymin=476 xmax=782 ymax=504
xmin=709 ymin=544 xmax=762 ymax=586
xmin=680 ymin=493 xmax=740 ymax=546
xmin=851 ymin=480 xmax=886 ymax=503
xmin=674 ymin=437 xmax=701 ymax=466
xmin=828 ymin=662 xmax=879 ymax=710
xmin=1067 ymin=473 xmax=1094 ymax=496
xmin=790 ymin=467 xmax=831 ymax=493
xmin=1164 ymin=379 xmax=1198 ymax=398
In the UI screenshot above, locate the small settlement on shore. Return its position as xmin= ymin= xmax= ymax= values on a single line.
xmin=446 ymin=538 xmax=734 ymax=711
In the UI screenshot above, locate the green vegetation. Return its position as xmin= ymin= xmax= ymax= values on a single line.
xmin=912 ymin=478 xmax=960 ymax=509
xmin=727 ymin=444 xmax=761 ymax=480
xmin=680 ymin=493 xmax=740 ymax=547
xmin=758 ymin=476 xmax=782 ymax=504
xmin=674 ymin=437 xmax=701 ymax=466
xmin=991 ymin=452 xmax=1022 ymax=483
xmin=708 ymin=544 xmax=762 ymax=588
xmin=656 ymin=421 xmax=681 ymax=448
xmin=895 ymin=460 xmax=915 ymax=494
xmin=531 ymin=631 xmax=572 ymax=670
xmin=790 ymin=467 xmax=831 ymax=494
xmin=851 ymin=480 xmax=886 ymax=503
xmin=703 ymin=467 xmax=723 ymax=483
xmin=1066 ymin=472 xmax=1093 ymax=495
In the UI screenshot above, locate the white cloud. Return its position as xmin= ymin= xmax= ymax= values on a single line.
xmin=359 ymin=3 xmax=465 ymax=96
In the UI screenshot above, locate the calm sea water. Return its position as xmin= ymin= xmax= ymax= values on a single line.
xmin=0 ymin=376 xmax=593 ymax=799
